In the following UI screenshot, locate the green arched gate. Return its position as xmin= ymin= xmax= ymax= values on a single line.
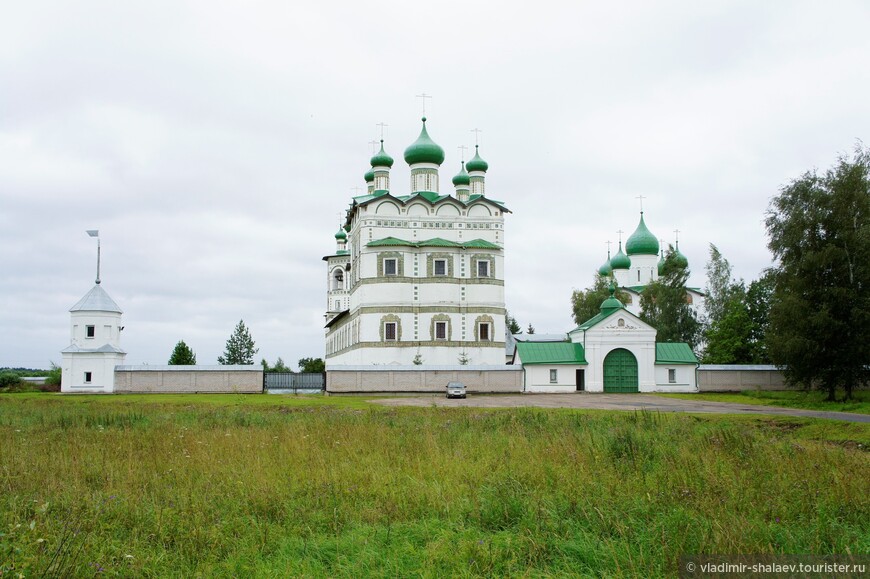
xmin=603 ymin=348 xmax=638 ymax=393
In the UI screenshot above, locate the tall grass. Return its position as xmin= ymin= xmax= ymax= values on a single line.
xmin=1 ymin=397 xmax=867 ymax=577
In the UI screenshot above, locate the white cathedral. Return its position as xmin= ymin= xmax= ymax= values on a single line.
xmin=323 ymin=117 xmax=509 ymax=366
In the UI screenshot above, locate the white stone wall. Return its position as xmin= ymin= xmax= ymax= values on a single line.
xmin=70 ymin=311 xmax=123 ymax=349
xmin=653 ymin=364 xmax=698 ymax=392
xmin=61 ymin=351 xmax=126 ymax=393
xmin=523 ymin=365 xmax=584 ymax=393
xmin=326 ymin=365 xmax=522 ymax=393
xmin=113 ymin=366 xmax=263 ymax=393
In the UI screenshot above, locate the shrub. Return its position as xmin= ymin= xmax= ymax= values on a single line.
xmin=0 ymin=371 xmax=23 ymax=389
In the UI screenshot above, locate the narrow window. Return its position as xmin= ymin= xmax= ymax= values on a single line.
xmin=384 ymin=258 xmax=397 ymax=276
xmin=479 ymin=322 xmax=491 ymax=341
xmin=84 ymin=371 xmax=92 ymax=383
xmin=334 ymin=300 xmax=340 ymax=311
xmin=86 ymin=325 xmax=95 ymax=338
xmin=435 ymin=321 xmax=447 ymax=340
xmin=477 ymin=260 xmax=490 ymax=278
xmin=668 ymin=369 xmax=676 ymax=383
xmin=384 ymin=322 xmax=397 ymax=341
xmin=549 ymin=369 xmax=558 ymax=383
xmin=433 ymin=259 xmax=447 ymax=276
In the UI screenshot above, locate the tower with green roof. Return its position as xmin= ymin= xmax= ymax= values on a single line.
xmin=466 ymin=145 xmax=488 ymax=197
xmin=624 ymin=212 xmax=660 ymax=286
xmin=404 ymin=117 xmax=445 ymax=194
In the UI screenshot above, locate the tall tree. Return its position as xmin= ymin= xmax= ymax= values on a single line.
xmin=745 ymin=271 xmax=774 ymax=363
xmin=218 ymin=320 xmax=258 ymax=365
xmin=298 ymin=357 xmax=325 ymax=373
xmin=571 ymin=274 xmax=629 ymax=325
xmin=765 ymin=146 xmax=870 ymax=400
xmin=640 ymin=249 xmax=701 ymax=350
xmin=702 ymin=245 xmax=751 ymax=363
xmin=168 ymin=340 xmax=197 ymax=365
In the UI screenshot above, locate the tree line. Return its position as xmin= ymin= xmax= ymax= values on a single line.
xmin=570 ymin=146 xmax=869 ymax=400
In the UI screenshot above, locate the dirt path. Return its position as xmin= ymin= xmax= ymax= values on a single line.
xmin=371 ymin=393 xmax=870 ymax=423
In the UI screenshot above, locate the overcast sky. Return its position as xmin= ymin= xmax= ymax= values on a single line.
xmin=2 ymin=1 xmax=868 ymax=368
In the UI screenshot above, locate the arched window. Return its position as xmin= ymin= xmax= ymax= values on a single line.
xmin=332 ymin=269 xmax=344 ymax=290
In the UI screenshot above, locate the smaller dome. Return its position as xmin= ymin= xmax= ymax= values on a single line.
xmin=334 ymin=228 xmax=347 ymax=240
xmin=610 ymin=243 xmax=631 ymax=270
xmin=600 ymin=284 xmax=623 ymax=314
xmin=370 ymin=140 xmax=394 ymax=168
xmin=672 ymin=244 xmax=689 ymax=269
xmin=364 ymin=169 xmax=375 ymax=183
xmin=465 ymin=145 xmax=488 ymax=172
xmin=403 ymin=117 xmax=445 ymax=165
xmin=452 ymin=162 xmax=470 ymax=186
xmin=626 ymin=213 xmax=659 ymax=256
xmin=657 ymin=251 xmax=666 ymax=276
xmin=598 ymin=251 xmax=613 ymax=276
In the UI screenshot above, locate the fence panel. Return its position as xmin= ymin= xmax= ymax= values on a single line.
xmin=264 ymin=372 xmax=324 ymax=392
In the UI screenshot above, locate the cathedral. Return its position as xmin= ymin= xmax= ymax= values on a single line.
xmin=323 ymin=117 xmax=510 ymax=366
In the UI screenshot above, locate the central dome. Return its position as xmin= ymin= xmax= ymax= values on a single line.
xmin=626 ymin=213 xmax=659 ymax=256
xmin=403 ymin=117 xmax=445 ymax=165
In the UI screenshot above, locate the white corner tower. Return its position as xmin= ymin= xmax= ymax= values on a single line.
xmin=61 ymin=231 xmax=126 ymax=393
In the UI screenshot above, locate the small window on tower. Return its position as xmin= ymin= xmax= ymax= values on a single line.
xmin=668 ymin=369 xmax=677 ymax=383
xmin=434 ymin=259 xmax=447 ymax=276
xmin=84 ymin=372 xmax=92 ymax=383
xmin=86 ymin=325 xmax=95 ymax=338
xmin=384 ymin=258 xmax=398 ymax=276
xmin=549 ymin=369 xmax=558 ymax=383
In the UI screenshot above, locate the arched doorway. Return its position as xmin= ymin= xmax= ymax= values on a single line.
xmin=603 ymin=348 xmax=638 ymax=393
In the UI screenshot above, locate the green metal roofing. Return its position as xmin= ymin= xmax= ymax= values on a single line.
xmin=334 ymin=228 xmax=347 ymax=240
xmin=366 ymin=237 xmax=501 ymax=249
xmin=516 ymin=341 xmax=587 ymax=365
xmin=626 ymin=213 xmax=659 ymax=256
xmin=465 ymin=145 xmax=489 ymax=172
xmin=364 ymin=169 xmax=375 ymax=183
xmin=370 ymin=140 xmax=394 ymax=168
xmin=610 ymin=242 xmax=631 ymax=269
xmin=452 ymin=161 xmax=470 ymax=186
xmin=403 ymin=117 xmax=445 ymax=165
xmin=598 ymin=251 xmax=613 ymax=276
xmin=655 ymin=342 xmax=698 ymax=364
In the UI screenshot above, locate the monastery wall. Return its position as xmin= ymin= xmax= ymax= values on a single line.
xmin=326 ymin=365 xmax=522 ymax=394
xmin=697 ymin=365 xmax=786 ymax=391
xmin=114 ymin=365 xmax=263 ymax=393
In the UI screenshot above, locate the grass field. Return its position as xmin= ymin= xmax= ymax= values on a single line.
xmin=1 ymin=394 xmax=868 ymax=577
xmin=657 ymin=390 xmax=870 ymax=415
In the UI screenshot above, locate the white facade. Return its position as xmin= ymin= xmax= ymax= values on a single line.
xmin=61 ymin=284 xmax=126 ymax=393
xmin=325 ymin=119 xmax=509 ymax=367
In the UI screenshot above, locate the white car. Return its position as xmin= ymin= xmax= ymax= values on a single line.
xmin=446 ymin=381 xmax=466 ymax=399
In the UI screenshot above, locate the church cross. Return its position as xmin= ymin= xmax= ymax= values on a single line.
xmin=415 ymin=93 xmax=432 ymax=116
xmin=368 ymin=140 xmax=378 ymax=154
xmin=636 ymin=194 xmax=646 ymax=213
xmin=470 ymin=128 xmax=482 ymax=146
xmin=617 ymin=229 xmax=624 ymax=243
xmin=457 ymin=144 xmax=468 ymax=161
xmin=605 ymin=240 xmax=612 ymax=256
xmin=376 ymin=122 xmax=389 ymax=140
xmin=350 ymin=186 xmax=362 ymax=195
xmin=673 ymin=229 xmax=681 ymax=246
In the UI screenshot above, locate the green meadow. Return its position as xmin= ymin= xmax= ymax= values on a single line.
xmin=1 ymin=394 xmax=868 ymax=577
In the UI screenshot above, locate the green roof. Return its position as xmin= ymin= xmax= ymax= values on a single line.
xmin=466 ymin=145 xmax=489 ymax=172
xmin=452 ymin=161 xmax=470 ymax=186
xmin=370 ymin=140 xmax=394 ymax=168
xmin=367 ymin=237 xmax=502 ymax=249
xmin=626 ymin=213 xmax=659 ymax=256
xmin=655 ymin=343 xmax=698 ymax=364
xmin=516 ymin=341 xmax=586 ymax=365
xmin=610 ymin=242 xmax=631 ymax=269
xmin=364 ymin=169 xmax=374 ymax=182
xmin=403 ymin=117 xmax=445 ymax=165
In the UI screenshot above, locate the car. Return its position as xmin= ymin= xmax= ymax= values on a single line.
xmin=446 ymin=381 xmax=466 ymax=399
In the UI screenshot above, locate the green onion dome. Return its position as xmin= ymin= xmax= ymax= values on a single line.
xmin=598 ymin=252 xmax=613 ymax=276
xmin=600 ymin=284 xmax=624 ymax=314
xmin=334 ymin=227 xmax=347 ymax=240
xmin=370 ymin=140 xmax=394 ymax=168
xmin=610 ymin=242 xmax=631 ymax=270
xmin=626 ymin=213 xmax=659 ymax=256
xmin=672 ymin=244 xmax=689 ymax=269
xmin=465 ymin=144 xmax=488 ymax=172
xmin=657 ymin=251 xmax=666 ymax=276
xmin=364 ymin=169 xmax=375 ymax=183
xmin=452 ymin=162 xmax=470 ymax=186
xmin=403 ymin=117 xmax=445 ymax=165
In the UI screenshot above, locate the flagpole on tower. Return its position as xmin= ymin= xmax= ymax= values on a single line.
xmin=87 ymin=230 xmax=100 ymax=284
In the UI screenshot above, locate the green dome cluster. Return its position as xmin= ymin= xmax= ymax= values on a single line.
xmin=404 ymin=117 xmax=445 ymax=165
xmin=626 ymin=213 xmax=659 ymax=256
xmin=465 ymin=145 xmax=488 ymax=172
xmin=452 ymin=162 xmax=470 ymax=186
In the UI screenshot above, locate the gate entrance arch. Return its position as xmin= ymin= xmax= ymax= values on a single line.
xmin=603 ymin=348 xmax=638 ymax=393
